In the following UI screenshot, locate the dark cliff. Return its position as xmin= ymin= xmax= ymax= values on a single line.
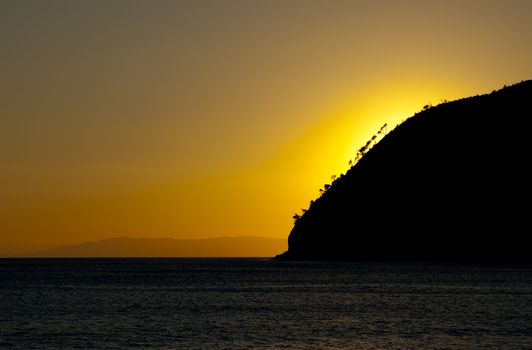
xmin=277 ymin=80 xmax=532 ymax=261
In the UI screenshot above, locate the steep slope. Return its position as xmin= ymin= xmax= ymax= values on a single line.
xmin=277 ymin=80 xmax=532 ymax=261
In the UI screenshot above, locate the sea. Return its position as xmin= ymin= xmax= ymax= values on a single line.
xmin=1 ymin=259 xmax=531 ymax=349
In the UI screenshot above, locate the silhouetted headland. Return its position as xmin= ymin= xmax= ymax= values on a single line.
xmin=276 ymin=80 xmax=532 ymax=261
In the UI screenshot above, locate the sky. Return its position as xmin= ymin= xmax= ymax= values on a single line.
xmin=1 ymin=0 xmax=531 ymax=254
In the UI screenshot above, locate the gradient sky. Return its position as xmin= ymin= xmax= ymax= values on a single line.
xmin=1 ymin=0 xmax=531 ymax=253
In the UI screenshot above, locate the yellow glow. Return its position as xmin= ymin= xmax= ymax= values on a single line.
xmin=260 ymin=82 xmax=466 ymax=194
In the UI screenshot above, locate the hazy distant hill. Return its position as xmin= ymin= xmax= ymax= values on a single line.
xmin=277 ymin=80 xmax=532 ymax=261
xmin=25 ymin=236 xmax=287 ymax=258
xmin=0 ymin=242 xmax=54 ymax=258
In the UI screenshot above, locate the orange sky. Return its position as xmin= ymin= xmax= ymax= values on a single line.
xmin=1 ymin=0 xmax=531 ymax=254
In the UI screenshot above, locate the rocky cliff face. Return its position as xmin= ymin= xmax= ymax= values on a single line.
xmin=277 ymin=80 xmax=532 ymax=261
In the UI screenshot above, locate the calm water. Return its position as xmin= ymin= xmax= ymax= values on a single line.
xmin=1 ymin=259 xmax=531 ymax=349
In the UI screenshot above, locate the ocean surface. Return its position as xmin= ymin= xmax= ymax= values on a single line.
xmin=1 ymin=259 xmax=531 ymax=349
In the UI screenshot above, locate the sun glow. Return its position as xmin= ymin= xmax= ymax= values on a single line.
xmin=234 ymin=84 xmax=461 ymax=232
xmin=289 ymin=83 xmax=462 ymax=182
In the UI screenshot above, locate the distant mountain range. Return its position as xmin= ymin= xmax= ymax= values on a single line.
xmin=13 ymin=236 xmax=287 ymax=258
xmin=277 ymin=80 xmax=532 ymax=261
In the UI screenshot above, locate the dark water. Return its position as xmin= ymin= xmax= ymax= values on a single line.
xmin=1 ymin=259 xmax=532 ymax=349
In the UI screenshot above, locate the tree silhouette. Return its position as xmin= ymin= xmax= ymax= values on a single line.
xmin=349 ymin=123 xmax=389 ymax=168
